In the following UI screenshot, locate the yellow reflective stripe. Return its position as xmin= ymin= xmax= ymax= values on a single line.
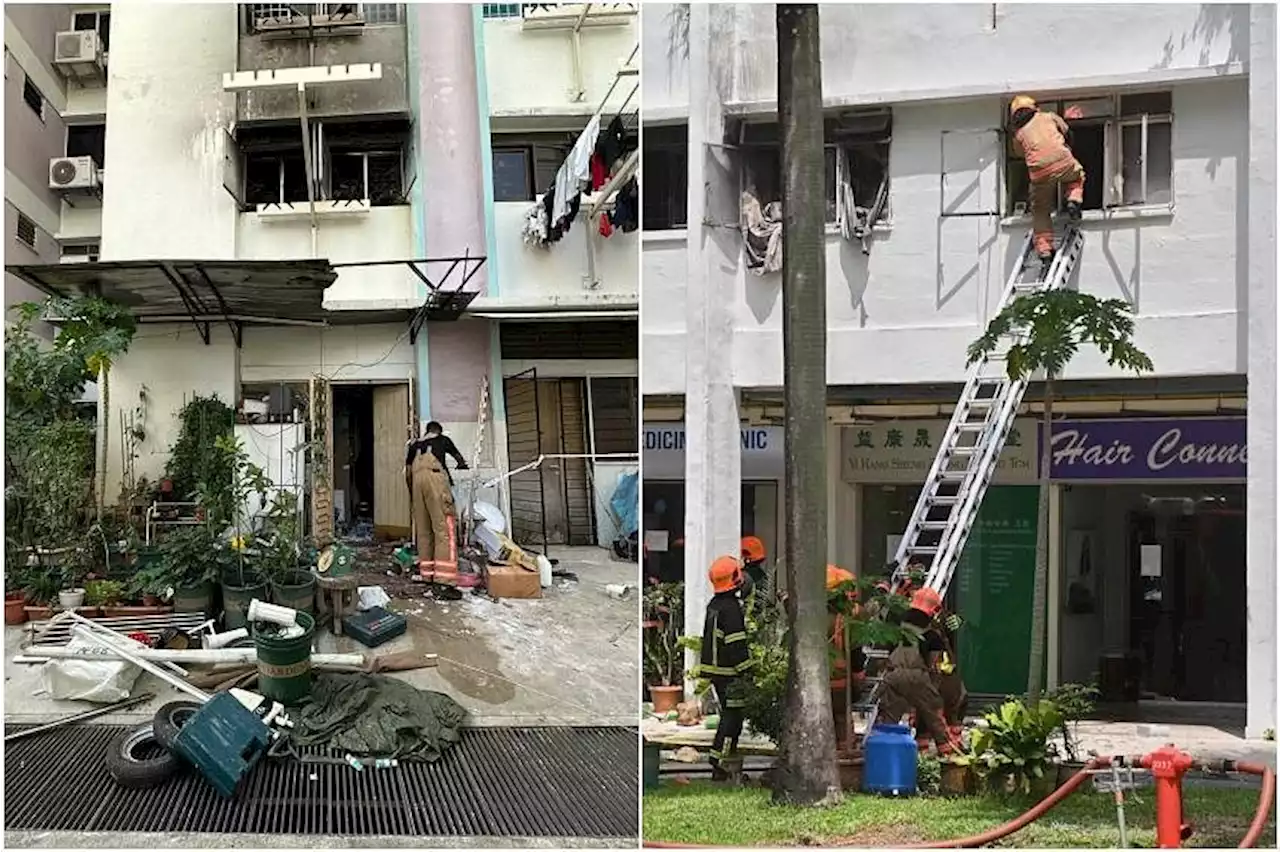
xmin=713 ymin=628 xmax=725 ymax=638
xmin=735 ymin=660 xmax=755 ymax=674
xmin=725 ymin=699 xmax=746 ymax=708
xmin=700 ymin=665 xmax=738 ymax=676
xmin=724 ymin=632 xmax=747 ymax=644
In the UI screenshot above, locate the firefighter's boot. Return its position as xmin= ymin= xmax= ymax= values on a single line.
xmin=1065 ymin=199 xmax=1083 ymax=222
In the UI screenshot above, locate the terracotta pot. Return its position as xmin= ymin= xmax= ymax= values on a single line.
xmin=24 ymin=606 xmax=54 ymax=621
xmin=5 ymin=596 xmax=28 ymax=625
xmin=940 ymin=761 xmax=976 ymax=796
xmin=649 ymin=684 xmax=683 ymax=714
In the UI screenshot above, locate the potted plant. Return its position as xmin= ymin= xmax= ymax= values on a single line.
xmin=1045 ymin=682 xmax=1100 ymax=786
xmin=200 ymin=434 xmax=271 ymax=630
xmin=57 ymin=560 xmax=89 ymax=612
xmin=643 ymin=581 xmax=685 ymax=713
xmin=153 ymin=525 xmax=224 ymax=614
xmin=954 ymin=698 xmax=1064 ymax=797
xmin=259 ymin=492 xmax=315 ymax=614
xmin=85 ymin=579 xmax=125 ymax=615
xmin=22 ymin=568 xmax=60 ymax=621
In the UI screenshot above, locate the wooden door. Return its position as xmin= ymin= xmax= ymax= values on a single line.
xmin=535 ymin=381 xmax=571 ymax=544
xmin=372 ymin=383 xmax=412 ymax=539
xmin=504 ymin=372 xmax=544 ymax=546
xmin=557 ymin=378 xmax=594 ymax=546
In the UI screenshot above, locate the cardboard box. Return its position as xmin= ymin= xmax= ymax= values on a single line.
xmin=486 ymin=562 xmax=543 ymax=599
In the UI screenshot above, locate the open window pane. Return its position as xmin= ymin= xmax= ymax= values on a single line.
xmin=1070 ymin=123 xmax=1106 ymax=210
xmin=330 ymin=153 xmax=365 ymax=201
xmin=367 ymin=153 xmax=402 ymax=205
xmin=824 ymin=147 xmax=837 ymax=223
xmin=492 ymin=149 xmax=532 ymax=202
xmin=244 ymin=155 xmax=281 ymax=204
xmin=280 ymin=153 xmax=309 ymax=203
xmin=66 ymin=124 xmax=106 ymax=169
xmin=1121 ymin=120 xmax=1172 ymax=206
xmin=1121 ymin=92 xmax=1172 ymax=117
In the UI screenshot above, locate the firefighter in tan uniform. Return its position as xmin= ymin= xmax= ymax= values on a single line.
xmin=1009 ymin=94 xmax=1085 ymax=263
xmin=405 ymin=421 xmax=468 ymax=585
xmin=879 ymin=588 xmax=962 ymax=755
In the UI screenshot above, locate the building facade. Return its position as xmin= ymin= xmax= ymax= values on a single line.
xmin=5 ymin=3 xmax=639 ymax=549
xmin=640 ymin=3 xmax=1275 ymax=737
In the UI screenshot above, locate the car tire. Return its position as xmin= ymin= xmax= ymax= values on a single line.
xmin=105 ymin=722 xmax=181 ymax=789
xmin=152 ymin=700 xmax=202 ymax=752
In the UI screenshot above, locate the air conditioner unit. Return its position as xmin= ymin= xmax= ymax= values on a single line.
xmin=53 ymin=30 xmax=106 ymax=77
xmin=49 ymin=156 xmax=100 ymax=191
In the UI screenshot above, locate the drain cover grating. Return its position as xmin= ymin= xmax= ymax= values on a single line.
xmin=5 ymin=724 xmax=637 ymax=838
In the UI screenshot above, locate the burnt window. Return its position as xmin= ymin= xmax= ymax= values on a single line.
xmin=322 ymin=119 xmax=410 ymax=206
xmin=22 ymin=75 xmax=43 ymax=120
xmin=15 ymin=212 xmax=37 ymax=250
xmin=329 ymin=151 xmax=403 ymax=205
xmin=740 ymin=113 xmax=892 ymax=227
xmin=66 ymin=124 xmax=106 ymax=169
xmin=238 ymin=125 xmax=311 ymax=206
xmin=642 ymin=124 xmax=687 ymax=230
xmin=1004 ymin=91 xmax=1173 ymax=214
xmin=73 ymin=10 xmax=110 ymax=51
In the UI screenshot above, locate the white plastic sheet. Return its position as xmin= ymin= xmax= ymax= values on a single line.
xmin=42 ymin=636 xmax=146 ymax=703
xmin=357 ymin=586 xmax=392 ymax=611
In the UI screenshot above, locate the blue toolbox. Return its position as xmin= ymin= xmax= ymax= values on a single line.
xmin=342 ymin=606 xmax=408 ymax=648
xmin=172 ymin=691 xmax=273 ymax=798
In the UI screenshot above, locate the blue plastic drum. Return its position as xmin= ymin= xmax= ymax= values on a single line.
xmin=862 ymin=723 xmax=918 ymax=796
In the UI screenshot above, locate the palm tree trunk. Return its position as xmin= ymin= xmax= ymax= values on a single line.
xmin=1026 ymin=377 xmax=1054 ymax=705
xmin=771 ymin=3 xmax=841 ymax=807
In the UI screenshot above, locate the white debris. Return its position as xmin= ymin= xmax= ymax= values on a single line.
xmin=358 ymin=586 xmax=392 ymax=611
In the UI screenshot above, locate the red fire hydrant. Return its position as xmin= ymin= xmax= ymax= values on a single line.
xmin=1142 ymin=744 xmax=1196 ymax=848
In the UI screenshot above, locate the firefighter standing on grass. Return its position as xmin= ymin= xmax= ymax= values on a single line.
xmin=698 ymin=555 xmax=754 ymax=781
xmin=879 ymin=587 xmax=962 ymax=755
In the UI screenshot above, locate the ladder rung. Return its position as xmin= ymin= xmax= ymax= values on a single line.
xmin=967 ymin=399 xmax=995 ymax=409
xmin=957 ymin=423 xmax=986 ymax=432
xmin=919 ymin=521 xmax=949 ymax=531
xmin=928 ymin=495 xmax=960 ymax=506
xmin=939 ymin=470 xmax=967 ymax=481
xmin=907 ymin=545 xmax=938 ymax=555
xmin=950 ymin=446 xmax=979 ymax=456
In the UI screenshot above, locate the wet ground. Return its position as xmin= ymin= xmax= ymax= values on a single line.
xmin=4 ymin=546 xmax=639 ymax=728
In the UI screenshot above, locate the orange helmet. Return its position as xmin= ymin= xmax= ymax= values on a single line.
xmin=741 ymin=536 xmax=767 ymax=564
xmin=1010 ymin=94 xmax=1037 ymax=116
xmin=825 ymin=565 xmax=855 ymax=592
xmin=709 ymin=555 xmax=745 ymax=593
xmin=910 ymin=587 xmax=943 ymax=617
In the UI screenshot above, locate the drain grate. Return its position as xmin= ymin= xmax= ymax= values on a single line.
xmin=4 ymin=724 xmax=638 ymax=838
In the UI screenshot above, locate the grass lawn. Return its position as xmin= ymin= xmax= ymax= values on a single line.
xmin=644 ymin=781 xmax=1276 ymax=848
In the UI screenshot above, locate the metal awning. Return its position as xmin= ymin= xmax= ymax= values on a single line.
xmin=5 ymin=259 xmax=338 ymax=347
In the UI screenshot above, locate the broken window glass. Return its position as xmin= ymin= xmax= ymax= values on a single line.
xmin=367 ymin=152 xmax=402 ymax=205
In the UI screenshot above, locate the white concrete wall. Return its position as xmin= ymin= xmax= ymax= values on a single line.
xmin=643 ymin=3 xmax=1248 ymax=118
xmin=104 ymin=324 xmax=239 ymax=500
xmin=98 ymin=3 xmax=238 ymax=260
xmin=642 ymin=78 xmax=1249 ymax=394
xmin=235 ymin=207 xmax=418 ymax=309
xmin=58 ymin=205 xmax=102 ymax=242
xmin=483 ymin=14 xmax=638 ymax=122
xmin=493 ymin=202 xmax=637 ymax=303
xmin=239 ymin=323 xmax=414 ymax=384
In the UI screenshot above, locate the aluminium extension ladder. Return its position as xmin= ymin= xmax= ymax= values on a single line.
xmin=855 ymin=223 xmax=1086 ymax=735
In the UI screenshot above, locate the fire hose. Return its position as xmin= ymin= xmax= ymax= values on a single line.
xmin=643 ymin=752 xmax=1275 ymax=849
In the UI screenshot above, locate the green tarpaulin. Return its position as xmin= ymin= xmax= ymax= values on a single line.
xmin=292 ymin=673 xmax=467 ymax=761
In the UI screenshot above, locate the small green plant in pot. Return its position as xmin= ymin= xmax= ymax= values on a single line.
xmin=83 ymin=579 xmax=124 ymax=608
xmin=955 ymin=698 xmax=1064 ymax=796
xmin=643 ymin=581 xmax=685 ymax=713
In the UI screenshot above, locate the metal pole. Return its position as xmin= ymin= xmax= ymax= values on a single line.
xmin=4 ymin=692 xmax=156 ymax=743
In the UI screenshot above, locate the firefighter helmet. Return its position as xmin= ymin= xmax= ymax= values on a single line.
xmin=709 ymin=555 xmax=745 ymax=593
xmin=1010 ymin=94 xmax=1037 ymax=116
xmin=826 ymin=565 xmax=856 ymax=592
xmin=741 ymin=535 xmax=767 ymax=564
xmin=910 ymin=587 xmax=944 ymax=617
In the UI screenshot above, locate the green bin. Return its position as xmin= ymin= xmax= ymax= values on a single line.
xmin=252 ymin=610 xmax=316 ymax=706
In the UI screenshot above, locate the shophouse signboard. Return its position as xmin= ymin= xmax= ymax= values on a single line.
xmin=642 ymin=423 xmax=784 ymax=480
xmin=1044 ymin=417 xmax=1247 ymax=480
xmin=841 ymin=419 xmax=1038 ymax=485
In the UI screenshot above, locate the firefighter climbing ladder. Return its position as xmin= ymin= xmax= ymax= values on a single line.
xmin=857 ymin=224 xmax=1086 ymax=734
